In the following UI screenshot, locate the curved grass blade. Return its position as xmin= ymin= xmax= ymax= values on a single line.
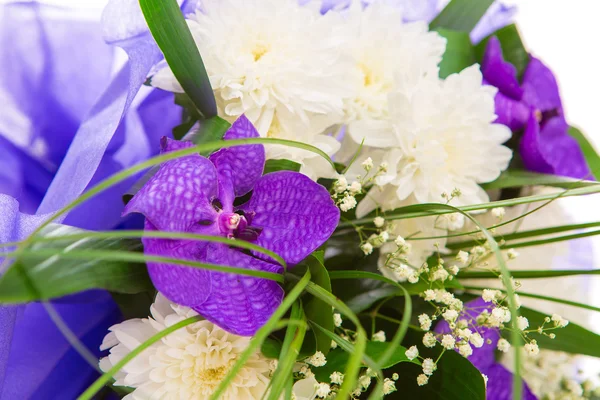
xmin=340 ymin=184 xmax=600 ymax=228
xmin=139 ymin=0 xmax=217 ymax=118
xmin=28 ymin=138 xmax=335 ymax=238
xmin=458 ymin=269 xmax=600 ymax=280
xmin=16 ymin=229 xmax=287 ymax=268
xmin=463 ymin=286 xmax=600 ymax=314
xmin=209 ymin=269 xmax=312 ymax=400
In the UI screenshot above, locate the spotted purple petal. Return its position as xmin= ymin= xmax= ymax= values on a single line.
xmin=241 ymin=171 xmax=340 ymax=265
xmin=193 ymin=243 xmax=284 ymax=336
xmin=435 ymin=297 xmax=499 ymax=371
xmin=521 ymin=57 xmax=563 ymax=114
xmin=209 ymin=115 xmax=265 ymax=200
xmin=521 ymin=114 xmax=591 ymax=179
xmin=143 ymin=221 xmax=212 ymax=308
xmin=123 ymin=143 xmax=218 ymax=232
xmin=482 ymin=37 xmax=523 ymax=100
xmin=483 ymin=364 xmax=538 ymax=400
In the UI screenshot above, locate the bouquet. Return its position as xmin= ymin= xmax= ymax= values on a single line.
xmin=1 ymin=0 xmax=599 ymax=399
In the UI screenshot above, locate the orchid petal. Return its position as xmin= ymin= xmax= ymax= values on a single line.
xmin=123 ymin=141 xmax=219 ymax=232
xmin=483 ymin=364 xmax=538 ymax=400
xmin=242 ymin=171 xmax=340 ymax=265
xmin=521 ymin=57 xmax=563 ymax=113
xmin=493 ymin=91 xmax=530 ymax=132
xmin=143 ymin=222 xmax=212 ymax=309
xmin=193 ymin=243 xmax=284 ymax=336
xmin=521 ymin=114 xmax=591 ymax=179
xmin=209 ymin=115 xmax=266 ymax=202
xmin=482 ymin=37 xmax=523 ymax=100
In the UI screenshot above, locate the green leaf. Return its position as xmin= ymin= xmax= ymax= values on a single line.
xmin=569 ymin=126 xmax=600 ymax=181
xmin=0 ymin=225 xmax=153 ymax=303
xmin=509 ymin=307 xmax=600 ymax=358
xmin=264 ymin=159 xmax=302 ymax=175
xmin=430 ymin=0 xmax=494 ymax=32
xmin=303 ymin=252 xmax=334 ymax=355
xmin=311 ymin=341 xmax=417 ymax=382
xmin=390 ymin=350 xmax=485 ymax=400
xmin=140 ymin=0 xmax=216 ymax=118
xmin=346 ymin=286 xmax=402 ymax=314
xmin=435 ymin=29 xmax=476 ymax=78
xmin=188 ymin=116 xmax=232 ymax=150
xmin=481 ymin=169 xmax=597 ymax=190
xmin=475 ymin=24 xmax=530 ymax=78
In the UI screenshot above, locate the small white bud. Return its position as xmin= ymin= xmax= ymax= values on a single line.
xmin=470 ymin=332 xmax=484 ymax=348
xmin=497 ymin=338 xmax=510 ymax=353
xmin=383 ymin=378 xmax=397 ymax=395
xmin=441 ymin=335 xmax=456 ymax=350
xmin=422 ymin=358 xmax=436 ymax=376
xmin=372 ymin=330 xmax=386 ymax=342
xmin=517 ymin=316 xmax=529 ymax=331
xmin=334 ymin=176 xmax=348 ymax=193
xmin=507 ymin=249 xmax=519 ymax=260
xmin=330 ymin=371 xmax=344 ymax=385
xmin=458 ymin=343 xmax=473 ymax=357
xmin=306 ymin=351 xmax=327 ymax=367
xmin=417 ymin=374 xmax=429 ymax=386
xmin=349 ymin=181 xmax=362 ymax=194
xmin=524 ymin=340 xmax=540 ymax=356
xmin=456 ymin=251 xmax=470 ymax=265
xmin=373 ymin=216 xmax=385 ymax=228
xmin=360 ymin=242 xmax=373 ymax=255
xmin=315 ymin=382 xmax=331 ymax=398
xmin=551 ymin=313 xmax=569 ymax=328
xmin=418 ymin=314 xmax=432 ymax=331
xmin=405 ymin=345 xmax=419 ymax=360
xmin=333 ymin=313 xmax=342 ymax=328
xmin=361 ymin=157 xmax=374 ymax=171
xmin=423 ymin=332 xmax=437 ymax=348
xmin=491 ymin=207 xmax=506 ymax=219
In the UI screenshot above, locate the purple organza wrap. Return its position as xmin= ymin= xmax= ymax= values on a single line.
xmin=435 ymin=298 xmax=537 ymax=400
xmin=482 ymin=37 xmax=590 ymax=179
xmin=0 ymin=1 xmax=189 ymax=397
xmin=124 ymin=116 xmax=340 ymax=335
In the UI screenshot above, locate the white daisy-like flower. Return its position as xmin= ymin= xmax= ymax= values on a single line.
xmin=99 ymin=294 xmax=272 ymax=400
xmin=354 ymin=65 xmax=512 ymax=210
xmin=152 ymin=0 xmax=350 ymax=178
xmin=339 ymin=0 xmax=446 ymax=134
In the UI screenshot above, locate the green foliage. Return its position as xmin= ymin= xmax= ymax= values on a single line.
xmin=511 ymin=307 xmax=600 ymax=358
xmin=569 ymin=126 xmax=600 ymax=181
xmin=430 ymin=0 xmax=494 ymax=32
xmin=140 ymin=0 xmax=216 ymax=119
xmin=482 ymin=170 xmax=598 ymax=190
xmin=435 ymin=29 xmax=476 ymax=78
xmin=0 ymin=225 xmax=153 ymax=303
xmin=388 ymin=351 xmax=486 ymax=400
xmin=264 ymin=159 xmax=302 ymax=175
xmin=303 ymin=252 xmax=334 ymax=355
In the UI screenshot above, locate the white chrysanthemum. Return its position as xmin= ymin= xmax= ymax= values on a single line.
xmin=340 ymin=1 xmax=445 ymax=133
xmin=152 ymin=0 xmax=350 ymax=178
xmin=99 ymin=294 xmax=272 ymax=400
xmin=352 ymin=65 xmax=512 ymax=210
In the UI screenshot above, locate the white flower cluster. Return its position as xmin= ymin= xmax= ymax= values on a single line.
xmin=151 ymin=0 xmax=511 ymax=195
xmin=99 ymin=294 xmax=272 ymax=400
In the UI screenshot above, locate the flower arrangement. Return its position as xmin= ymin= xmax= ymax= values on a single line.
xmin=1 ymin=0 xmax=599 ymax=399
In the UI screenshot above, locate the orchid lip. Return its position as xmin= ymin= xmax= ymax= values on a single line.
xmin=218 ymin=211 xmax=251 ymax=239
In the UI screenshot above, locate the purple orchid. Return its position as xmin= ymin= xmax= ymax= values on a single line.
xmin=124 ymin=115 xmax=340 ymax=335
xmin=482 ymin=37 xmax=590 ymax=179
xmin=436 ymin=298 xmax=537 ymax=400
